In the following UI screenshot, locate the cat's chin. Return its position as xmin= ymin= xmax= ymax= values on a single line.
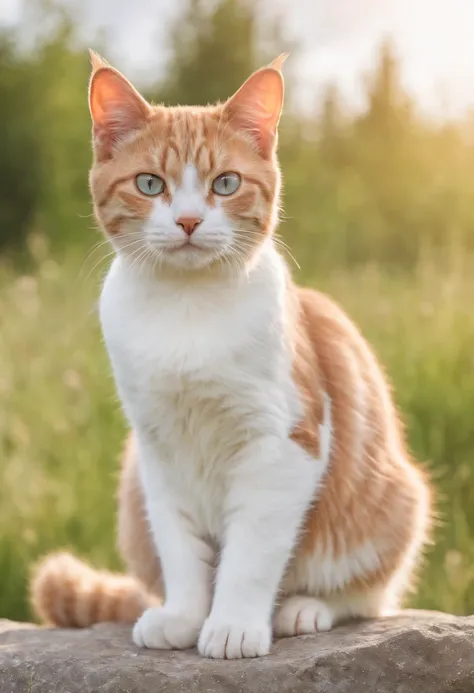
xmin=117 ymin=240 xmax=245 ymax=275
xmin=126 ymin=242 xmax=231 ymax=274
xmin=159 ymin=244 xmax=221 ymax=271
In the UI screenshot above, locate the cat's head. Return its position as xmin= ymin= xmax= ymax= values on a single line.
xmin=88 ymin=51 xmax=285 ymax=273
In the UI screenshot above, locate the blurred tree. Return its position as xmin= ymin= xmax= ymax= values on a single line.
xmin=348 ymin=40 xmax=426 ymax=266
xmin=150 ymin=0 xmax=259 ymax=105
xmin=31 ymin=21 xmax=93 ymax=250
xmin=0 ymin=34 xmax=42 ymax=251
xmin=318 ymin=83 xmax=351 ymax=171
xmin=360 ymin=38 xmax=414 ymax=137
xmin=319 ymin=84 xmax=343 ymax=149
xmin=149 ymin=0 xmax=293 ymax=106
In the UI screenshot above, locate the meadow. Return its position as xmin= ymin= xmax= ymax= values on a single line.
xmin=2 ymin=238 xmax=474 ymax=622
xmin=1 ymin=0 xmax=474 ymax=624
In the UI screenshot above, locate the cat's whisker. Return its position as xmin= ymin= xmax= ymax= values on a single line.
xmin=78 ymin=249 xmax=117 ymax=287
xmin=224 ymin=243 xmax=249 ymax=273
xmin=232 ymin=231 xmax=301 ymax=270
xmin=273 ymin=243 xmax=300 ymax=270
xmin=152 ymin=247 xmax=164 ymax=275
xmin=78 ymin=236 xmax=147 ymax=287
xmin=128 ymin=245 xmax=152 ymax=275
xmin=79 ymin=237 xmax=112 ymax=270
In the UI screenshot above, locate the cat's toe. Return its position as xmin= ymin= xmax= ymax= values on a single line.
xmin=274 ymin=596 xmax=334 ymax=637
xmin=198 ymin=618 xmax=271 ymax=659
xmin=133 ymin=606 xmax=203 ymax=650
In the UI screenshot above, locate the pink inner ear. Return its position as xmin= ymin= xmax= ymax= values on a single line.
xmin=89 ymin=68 xmax=151 ymax=160
xmin=225 ymin=68 xmax=284 ymax=157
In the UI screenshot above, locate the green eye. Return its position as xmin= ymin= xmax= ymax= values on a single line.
xmin=212 ymin=172 xmax=241 ymax=196
xmin=136 ymin=173 xmax=165 ymax=196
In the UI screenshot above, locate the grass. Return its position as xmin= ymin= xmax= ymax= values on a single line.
xmin=1 ymin=238 xmax=474 ymax=622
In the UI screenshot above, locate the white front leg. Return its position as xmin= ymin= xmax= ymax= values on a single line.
xmin=198 ymin=436 xmax=327 ymax=659
xmin=132 ymin=443 xmax=214 ymax=650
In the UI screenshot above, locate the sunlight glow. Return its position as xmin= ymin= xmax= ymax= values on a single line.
xmin=297 ymin=0 xmax=474 ymax=116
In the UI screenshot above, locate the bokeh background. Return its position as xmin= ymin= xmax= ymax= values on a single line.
xmin=1 ymin=0 xmax=474 ymax=622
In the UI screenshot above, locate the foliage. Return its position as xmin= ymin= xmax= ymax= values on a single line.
xmin=153 ymin=0 xmax=259 ymax=105
xmin=0 ymin=33 xmax=42 ymax=251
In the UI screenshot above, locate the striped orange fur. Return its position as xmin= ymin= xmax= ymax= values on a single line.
xmin=31 ymin=552 xmax=157 ymax=627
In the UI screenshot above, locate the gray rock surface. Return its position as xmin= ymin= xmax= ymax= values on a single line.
xmin=1 ymin=610 xmax=473 ymax=692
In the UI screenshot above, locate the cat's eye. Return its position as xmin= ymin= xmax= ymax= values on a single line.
xmin=136 ymin=173 xmax=165 ymax=196
xmin=212 ymin=172 xmax=241 ymax=196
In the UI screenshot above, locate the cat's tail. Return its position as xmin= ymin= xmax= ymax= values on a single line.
xmin=30 ymin=552 xmax=156 ymax=627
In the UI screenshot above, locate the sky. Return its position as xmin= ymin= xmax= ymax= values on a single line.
xmin=2 ymin=0 xmax=474 ymax=117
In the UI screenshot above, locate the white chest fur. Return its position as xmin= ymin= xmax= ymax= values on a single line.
xmin=99 ymin=244 xmax=302 ymax=535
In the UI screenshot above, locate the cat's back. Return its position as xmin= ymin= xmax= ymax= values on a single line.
xmin=296 ymin=285 xmax=375 ymax=358
xmin=293 ymin=284 xmax=395 ymax=414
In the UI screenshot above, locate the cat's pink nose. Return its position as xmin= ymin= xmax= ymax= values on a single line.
xmin=176 ymin=217 xmax=202 ymax=236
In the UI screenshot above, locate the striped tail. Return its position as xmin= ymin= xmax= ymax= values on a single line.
xmin=30 ymin=552 xmax=157 ymax=627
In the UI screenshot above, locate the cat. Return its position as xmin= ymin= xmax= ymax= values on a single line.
xmin=31 ymin=51 xmax=432 ymax=659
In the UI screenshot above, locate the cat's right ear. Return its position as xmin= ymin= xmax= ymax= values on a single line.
xmin=88 ymin=50 xmax=152 ymax=162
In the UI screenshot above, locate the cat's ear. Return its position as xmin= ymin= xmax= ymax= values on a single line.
xmin=88 ymin=50 xmax=152 ymax=162
xmin=224 ymin=55 xmax=287 ymax=158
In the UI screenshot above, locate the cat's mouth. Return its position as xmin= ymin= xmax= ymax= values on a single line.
xmin=165 ymin=240 xmax=208 ymax=253
xmin=145 ymin=238 xmax=224 ymax=270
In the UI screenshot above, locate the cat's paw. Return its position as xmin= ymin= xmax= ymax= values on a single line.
xmin=133 ymin=606 xmax=204 ymax=650
xmin=273 ymin=596 xmax=334 ymax=637
xmin=198 ymin=617 xmax=271 ymax=659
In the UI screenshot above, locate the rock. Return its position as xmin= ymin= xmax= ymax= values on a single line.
xmin=0 ymin=620 xmax=38 ymax=633
xmin=0 ymin=610 xmax=473 ymax=692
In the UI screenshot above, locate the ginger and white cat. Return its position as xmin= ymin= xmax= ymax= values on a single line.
xmin=32 ymin=52 xmax=431 ymax=659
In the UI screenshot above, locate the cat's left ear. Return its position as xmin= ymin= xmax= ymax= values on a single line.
xmin=224 ymin=55 xmax=287 ymax=159
xmin=88 ymin=50 xmax=152 ymax=162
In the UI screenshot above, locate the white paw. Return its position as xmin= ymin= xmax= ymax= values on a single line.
xmin=274 ymin=596 xmax=334 ymax=637
xmin=198 ymin=617 xmax=271 ymax=659
xmin=133 ymin=606 xmax=204 ymax=650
